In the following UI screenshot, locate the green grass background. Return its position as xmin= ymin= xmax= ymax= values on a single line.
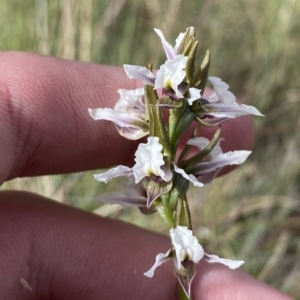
xmin=1 ymin=0 xmax=300 ymax=297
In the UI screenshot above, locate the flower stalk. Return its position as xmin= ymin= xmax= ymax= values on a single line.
xmin=88 ymin=27 xmax=262 ymax=299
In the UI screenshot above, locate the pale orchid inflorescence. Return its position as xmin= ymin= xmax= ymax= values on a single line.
xmin=88 ymin=27 xmax=262 ymax=299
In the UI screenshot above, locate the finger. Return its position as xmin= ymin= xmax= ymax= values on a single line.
xmin=192 ymin=262 xmax=292 ymax=300
xmin=0 ymin=51 xmax=141 ymax=183
xmin=0 ymin=191 xmax=177 ymax=300
xmin=0 ymin=52 xmax=254 ymax=183
xmin=0 ymin=191 xmax=291 ymax=300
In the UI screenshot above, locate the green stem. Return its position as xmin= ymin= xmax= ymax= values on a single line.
xmin=155 ymin=195 xmax=174 ymax=229
xmin=175 ymin=196 xmax=183 ymax=227
xmin=182 ymin=194 xmax=192 ymax=230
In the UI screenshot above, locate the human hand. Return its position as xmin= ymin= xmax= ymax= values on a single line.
xmin=0 ymin=51 xmax=292 ymax=299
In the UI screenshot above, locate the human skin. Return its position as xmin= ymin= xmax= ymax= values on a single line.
xmin=0 ymin=51 xmax=293 ymax=299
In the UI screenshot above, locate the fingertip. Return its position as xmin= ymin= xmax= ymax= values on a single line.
xmin=192 ymin=262 xmax=292 ymax=300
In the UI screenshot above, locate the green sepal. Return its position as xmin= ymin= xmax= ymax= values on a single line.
xmin=174 ymin=105 xmax=194 ymax=137
xmin=181 ymin=39 xmax=194 ymax=57
xmin=149 ymin=104 xmax=172 ymax=157
xmin=192 ymin=49 xmax=210 ymax=92
xmin=175 ymin=194 xmax=192 ymax=230
xmin=182 ymin=127 xmax=221 ymax=173
xmin=155 ymin=191 xmax=175 ymax=229
xmin=185 ymin=41 xmax=198 ymax=86
xmin=157 ymin=97 xmax=183 ymax=109
xmin=144 ymin=83 xmax=158 ymax=122
xmin=148 ymin=102 xmax=155 ymax=136
xmin=176 ymin=28 xmax=193 ymax=55
xmin=155 ymin=202 xmax=174 ymax=229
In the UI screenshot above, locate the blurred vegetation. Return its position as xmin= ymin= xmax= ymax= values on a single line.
xmin=1 ymin=0 xmax=300 ymax=297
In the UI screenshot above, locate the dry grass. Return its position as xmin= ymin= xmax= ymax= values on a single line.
xmin=1 ymin=0 xmax=300 ymax=297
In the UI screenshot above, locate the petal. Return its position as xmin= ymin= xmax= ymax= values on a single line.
xmin=174 ymin=164 xmax=204 ymax=187
xmin=192 ymin=150 xmax=252 ymax=175
xmin=187 ymin=137 xmax=252 ymax=180
xmin=88 ymin=108 xmax=147 ymax=129
xmin=133 ymin=137 xmax=170 ymax=183
xmin=204 ymin=253 xmax=244 ymax=269
xmin=170 ymin=226 xmax=204 ymax=270
xmin=206 ymin=76 xmax=263 ymax=117
xmin=96 ymin=176 xmax=150 ymax=209
xmin=187 ymin=87 xmax=201 ymax=105
xmin=203 ymin=103 xmax=264 ymax=118
xmin=93 ymin=166 xmax=132 ymax=183
xmin=115 ymin=88 xmax=145 ymax=115
xmin=153 ymin=28 xmax=176 ymax=60
xmin=95 ymin=192 xmax=147 ymax=207
xmin=115 ymin=125 xmax=149 ymax=140
xmin=196 ymin=169 xmax=221 ymax=185
xmin=88 ymin=108 xmax=149 ymax=140
xmin=161 ymin=160 xmax=173 ymax=182
xmin=144 ymin=249 xmax=172 ymax=278
xmin=208 ymin=76 xmax=236 ymax=104
xmin=154 ymin=55 xmax=188 ymax=99
xmin=123 ymin=64 xmax=155 ymax=86
xmin=187 ymin=136 xmax=210 ymax=151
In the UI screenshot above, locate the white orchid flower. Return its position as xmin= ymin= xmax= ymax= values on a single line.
xmin=200 ymin=77 xmax=263 ymax=123
xmin=88 ymin=88 xmax=149 ymax=140
xmin=170 ymin=137 xmax=251 ymax=187
xmin=94 ymin=137 xmax=172 ymax=184
xmin=144 ymin=226 xmax=243 ymax=297
xmin=186 ymin=137 xmax=251 ymax=184
xmin=144 ymin=226 xmax=243 ymax=277
xmin=124 ymin=55 xmax=201 ymax=104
